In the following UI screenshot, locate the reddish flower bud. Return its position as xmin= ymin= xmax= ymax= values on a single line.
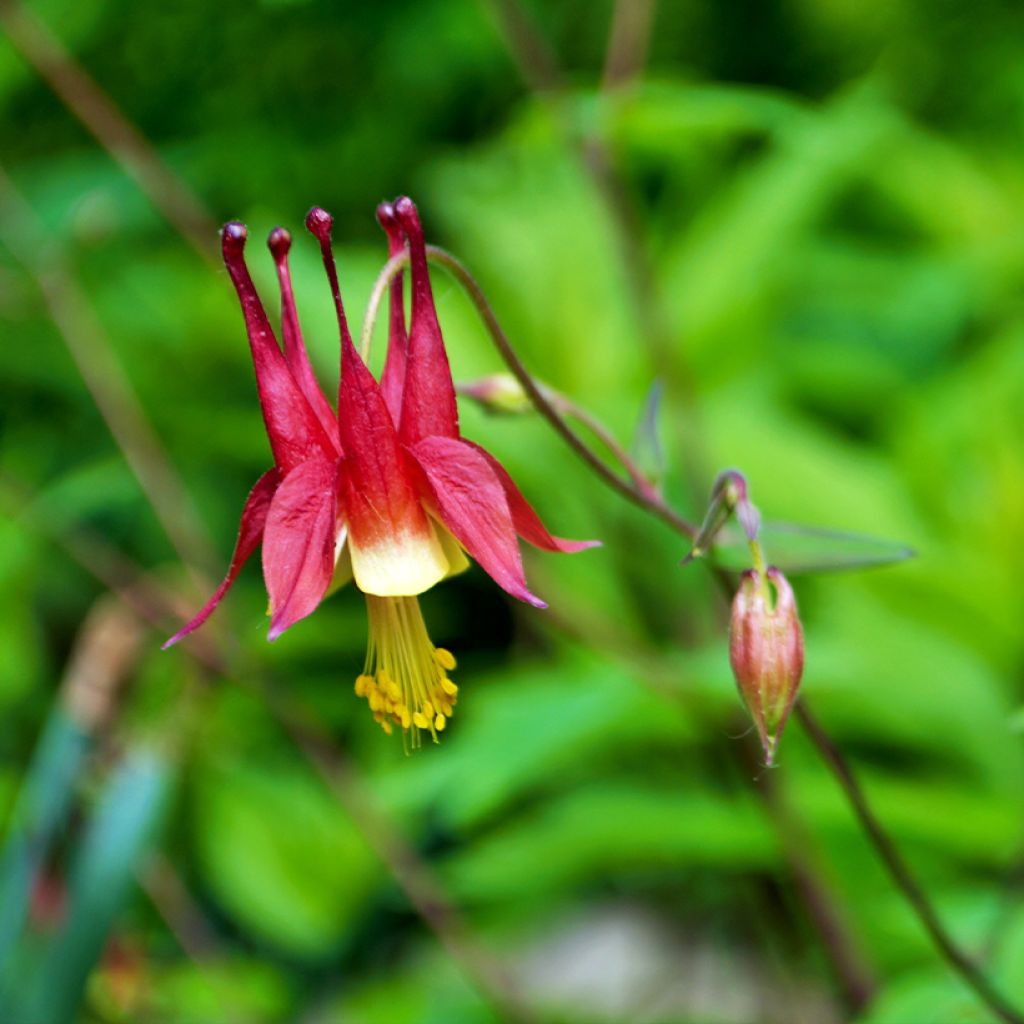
xmin=729 ymin=567 xmax=805 ymax=765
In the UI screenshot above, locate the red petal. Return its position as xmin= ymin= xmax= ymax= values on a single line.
xmin=462 ymin=440 xmax=600 ymax=553
xmin=393 ymin=197 xmax=459 ymax=444
xmin=307 ymin=209 xmax=445 ymax=596
xmin=376 ymin=202 xmax=408 ymax=426
xmin=268 ymin=228 xmax=340 ymax=449
xmin=222 ymin=224 xmax=337 ymax=471
xmin=262 ymin=459 xmax=339 ymax=640
xmin=163 ymin=469 xmax=280 ymax=648
xmin=409 ymin=436 xmax=546 ymax=608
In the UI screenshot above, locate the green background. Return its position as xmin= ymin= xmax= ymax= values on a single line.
xmin=1 ymin=1 xmax=1023 ymax=1021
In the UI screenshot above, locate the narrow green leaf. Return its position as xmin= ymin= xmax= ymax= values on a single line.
xmin=17 ymin=748 xmax=172 ymax=1024
xmin=709 ymin=520 xmax=915 ymax=574
xmin=0 ymin=711 xmax=90 ymax=980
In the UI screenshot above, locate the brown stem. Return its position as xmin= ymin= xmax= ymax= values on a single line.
xmin=432 ymin=247 xmax=1023 ymax=1023
xmin=0 ymin=0 xmax=217 ymax=263
xmin=482 ymin=0 xmax=710 ymax=507
xmin=0 ymin=164 xmax=218 ymax=577
xmin=0 ymin=475 xmax=530 ymax=1022
xmin=426 ymin=246 xmax=697 ymax=539
xmin=602 ymin=0 xmax=658 ymax=91
xmin=795 ymin=702 xmax=1024 ymax=1024
xmin=263 ymin=693 xmax=534 ymax=1024
xmin=547 ymin=391 xmax=662 ymax=500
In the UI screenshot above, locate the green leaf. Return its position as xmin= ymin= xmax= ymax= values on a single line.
xmin=709 ymin=520 xmax=915 ymax=574
xmin=191 ymin=757 xmax=381 ymax=959
xmin=16 ymin=747 xmax=172 ymax=1024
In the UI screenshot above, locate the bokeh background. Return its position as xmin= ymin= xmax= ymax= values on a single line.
xmin=2 ymin=1 xmax=1024 ymax=1022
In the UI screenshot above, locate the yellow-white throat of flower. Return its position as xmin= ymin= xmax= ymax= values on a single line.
xmin=354 ymin=595 xmax=458 ymax=748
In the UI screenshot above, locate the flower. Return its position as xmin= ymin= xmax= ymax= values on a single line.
xmin=165 ymin=198 xmax=597 ymax=745
xmin=728 ymin=567 xmax=805 ymax=765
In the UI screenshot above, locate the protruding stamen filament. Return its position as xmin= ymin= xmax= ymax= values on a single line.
xmin=355 ymin=595 xmax=458 ymax=748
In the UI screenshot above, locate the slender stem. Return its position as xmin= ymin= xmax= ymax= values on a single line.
xmin=360 ymin=245 xmax=698 ymax=539
xmin=263 ymin=692 xmax=534 ymax=1024
xmin=0 ymin=163 xmax=218 ymax=578
xmin=424 ymin=243 xmax=1024 ymax=1024
xmin=0 ymin=0 xmax=217 ymax=263
xmin=602 ymin=0 xmax=658 ymax=91
xmin=482 ymin=0 xmax=711 ymax=510
xmin=547 ymin=391 xmax=662 ymax=500
xmin=795 ymin=702 xmax=1024 ymax=1024
xmin=359 ymin=250 xmax=406 ymax=361
xmin=0 ymin=477 xmax=531 ymax=1023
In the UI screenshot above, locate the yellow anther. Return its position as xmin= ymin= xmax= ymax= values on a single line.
xmin=434 ymin=648 xmax=457 ymax=671
xmin=359 ymin=595 xmax=462 ymax=744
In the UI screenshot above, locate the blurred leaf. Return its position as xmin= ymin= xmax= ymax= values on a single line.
xmin=376 ymin=653 xmax=695 ymax=831
xmin=630 ymin=379 xmax=665 ymax=486
xmin=16 ymin=747 xmax=172 ymax=1024
xmin=0 ymin=710 xmax=89 ymax=982
xmin=441 ymin=784 xmax=776 ymax=904
xmin=191 ymin=757 xmax=381 ymax=960
xmin=709 ymin=520 xmax=915 ymax=574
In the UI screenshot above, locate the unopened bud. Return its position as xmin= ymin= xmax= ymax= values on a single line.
xmin=729 ymin=567 xmax=804 ymax=766
xmin=457 ymin=373 xmax=533 ymax=415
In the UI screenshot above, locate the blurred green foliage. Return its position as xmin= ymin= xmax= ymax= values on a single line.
xmin=1 ymin=0 xmax=1024 ymax=1022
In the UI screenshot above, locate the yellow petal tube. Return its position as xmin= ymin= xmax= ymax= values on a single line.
xmin=354 ymin=594 xmax=458 ymax=748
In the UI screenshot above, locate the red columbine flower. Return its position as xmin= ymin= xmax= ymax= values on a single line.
xmin=166 ymin=198 xmax=597 ymax=745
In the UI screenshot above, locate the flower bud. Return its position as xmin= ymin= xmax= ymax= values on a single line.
xmin=457 ymin=373 xmax=533 ymax=415
xmin=729 ymin=567 xmax=804 ymax=765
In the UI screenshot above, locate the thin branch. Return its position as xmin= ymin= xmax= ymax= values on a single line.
xmin=360 ymin=244 xmax=697 ymax=538
xmin=481 ymin=0 xmax=710 ymax=502
xmin=540 ymin=593 xmax=876 ymax=1015
xmin=0 ymin=477 xmax=531 ymax=1022
xmin=602 ymin=0 xmax=658 ymax=91
xmin=0 ymin=0 xmax=217 ymax=263
xmin=263 ymin=694 xmax=534 ymax=1024
xmin=425 ymin=246 xmax=1023 ymax=1024
xmin=794 ymin=702 xmax=1024 ymax=1024
xmin=0 ymin=164 xmax=217 ymax=576
xmin=362 ymin=249 xmax=661 ymax=503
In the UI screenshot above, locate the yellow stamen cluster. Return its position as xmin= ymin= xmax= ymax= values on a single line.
xmin=354 ymin=594 xmax=458 ymax=748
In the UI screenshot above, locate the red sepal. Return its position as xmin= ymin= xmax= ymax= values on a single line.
xmin=307 ymin=209 xmax=435 ymax=560
xmin=262 ymin=459 xmax=340 ymax=640
xmin=463 ymin=441 xmax=600 ymax=553
xmin=163 ymin=469 xmax=280 ymax=648
xmin=408 ymin=436 xmax=546 ymax=608
xmin=393 ymin=197 xmax=459 ymax=445
xmin=267 ymin=228 xmax=340 ymax=449
xmin=221 ymin=224 xmax=336 ymax=471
